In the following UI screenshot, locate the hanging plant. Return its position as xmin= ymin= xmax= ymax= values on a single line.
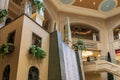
xmin=29 ymin=39 xmax=46 ymax=59
xmin=29 ymin=45 xmax=46 ymax=59
xmin=0 ymin=9 xmax=8 ymax=23
xmin=30 ymin=0 xmax=44 ymax=12
xmin=0 ymin=43 xmax=14 ymax=58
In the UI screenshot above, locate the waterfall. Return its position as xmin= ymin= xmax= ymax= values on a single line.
xmin=62 ymin=42 xmax=80 ymax=80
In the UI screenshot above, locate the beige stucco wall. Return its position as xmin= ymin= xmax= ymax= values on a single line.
xmin=0 ymin=16 xmax=24 ymax=80
xmin=85 ymin=73 xmax=102 ymax=80
xmin=16 ymin=15 xmax=49 ymax=80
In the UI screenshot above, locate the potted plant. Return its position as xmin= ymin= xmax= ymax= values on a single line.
xmin=0 ymin=43 xmax=14 ymax=58
xmin=29 ymin=39 xmax=46 ymax=59
xmin=0 ymin=9 xmax=8 ymax=23
xmin=76 ymin=38 xmax=87 ymax=51
xmin=30 ymin=0 xmax=44 ymax=12
xmin=72 ymin=38 xmax=87 ymax=51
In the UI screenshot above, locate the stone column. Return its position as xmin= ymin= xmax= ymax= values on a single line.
xmin=118 ymin=31 xmax=120 ymax=39
xmin=93 ymin=33 xmax=97 ymax=41
xmin=0 ymin=0 xmax=9 ymax=9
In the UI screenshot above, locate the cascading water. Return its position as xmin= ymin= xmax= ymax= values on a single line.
xmin=62 ymin=42 xmax=80 ymax=80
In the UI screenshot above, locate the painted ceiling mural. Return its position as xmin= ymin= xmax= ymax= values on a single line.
xmin=60 ymin=0 xmax=120 ymax=12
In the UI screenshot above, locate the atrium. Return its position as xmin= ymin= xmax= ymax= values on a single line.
xmin=0 ymin=0 xmax=120 ymax=80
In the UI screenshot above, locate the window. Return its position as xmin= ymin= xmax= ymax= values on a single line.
xmin=113 ymin=26 xmax=120 ymax=40
xmin=32 ymin=33 xmax=42 ymax=47
xmin=70 ymin=24 xmax=100 ymax=41
xmin=13 ymin=0 xmax=22 ymax=5
xmin=7 ymin=31 xmax=16 ymax=44
xmin=28 ymin=66 xmax=39 ymax=80
xmin=2 ymin=65 xmax=10 ymax=80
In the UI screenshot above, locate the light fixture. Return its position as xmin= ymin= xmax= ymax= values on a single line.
xmin=60 ymin=0 xmax=76 ymax=4
xmin=80 ymin=0 xmax=82 ymax=2
xmin=82 ymin=51 xmax=93 ymax=57
xmin=98 ymin=54 xmax=101 ymax=57
xmin=93 ymin=2 xmax=96 ymax=5
xmin=98 ymin=0 xmax=118 ymax=12
xmin=106 ymin=5 xmax=109 ymax=8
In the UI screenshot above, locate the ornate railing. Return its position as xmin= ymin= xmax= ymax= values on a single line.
xmin=98 ymin=56 xmax=120 ymax=65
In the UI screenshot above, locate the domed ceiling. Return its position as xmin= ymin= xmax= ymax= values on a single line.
xmin=60 ymin=0 xmax=120 ymax=12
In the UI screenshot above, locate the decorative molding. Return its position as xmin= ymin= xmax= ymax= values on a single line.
xmin=48 ymin=0 xmax=120 ymax=19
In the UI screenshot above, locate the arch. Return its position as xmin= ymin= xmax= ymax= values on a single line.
xmin=28 ymin=66 xmax=39 ymax=80
xmin=70 ymin=20 xmax=102 ymax=31
xmin=113 ymin=25 xmax=120 ymax=40
xmin=70 ymin=23 xmax=100 ymax=41
xmin=70 ymin=23 xmax=100 ymax=31
xmin=109 ymin=22 xmax=120 ymax=42
xmin=2 ymin=65 xmax=10 ymax=80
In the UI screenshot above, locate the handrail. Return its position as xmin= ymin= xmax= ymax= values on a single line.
xmin=97 ymin=56 xmax=120 ymax=65
xmin=84 ymin=56 xmax=120 ymax=65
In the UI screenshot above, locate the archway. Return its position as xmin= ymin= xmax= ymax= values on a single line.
xmin=113 ymin=25 xmax=120 ymax=62
xmin=113 ymin=25 xmax=120 ymax=40
xmin=28 ymin=66 xmax=39 ymax=80
xmin=2 ymin=65 xmax=10 ymax=80
xmin=70 ymin=23 xmax=100 ymax=41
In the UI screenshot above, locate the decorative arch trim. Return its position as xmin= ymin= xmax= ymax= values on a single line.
xmin=70 ymin=21 xmax=101 ymax=31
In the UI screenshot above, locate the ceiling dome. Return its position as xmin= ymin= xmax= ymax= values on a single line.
xmin=99 ymin=0 xmax=118 ymax=12
xmin=60 ymin=0 xmax=75 ymax=4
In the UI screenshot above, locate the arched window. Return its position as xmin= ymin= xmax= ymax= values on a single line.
xmin=70 ymin=24 xmax=100 ymax=41
xmin=113 ymin=25 xmax=120 ymax=40
xmin=28 ymin=66 xmax=39 ymax=80
xmin=2 ymin=65 xmax=10 ymax=80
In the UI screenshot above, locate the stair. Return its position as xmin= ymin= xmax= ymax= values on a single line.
xmin=84 ymin=60 xmax=120 ymax=77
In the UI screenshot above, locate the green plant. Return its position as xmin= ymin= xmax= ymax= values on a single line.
xmin=29 ymin=45 xmax=46 ymax=59
xmin=0 ymin=43 xmax=14 ymax=58
xmin=35 ymin=38 xmax=41 ymax=46
xmin=72 ymin=38 xmax=87 ymax=51
xmin=30 ymin=0 xmax=44 ymax=12
xmin=29 ymin=39 xmax=46 ymax=59
xmin=0 ymin=9 xmax=8 ymax=23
